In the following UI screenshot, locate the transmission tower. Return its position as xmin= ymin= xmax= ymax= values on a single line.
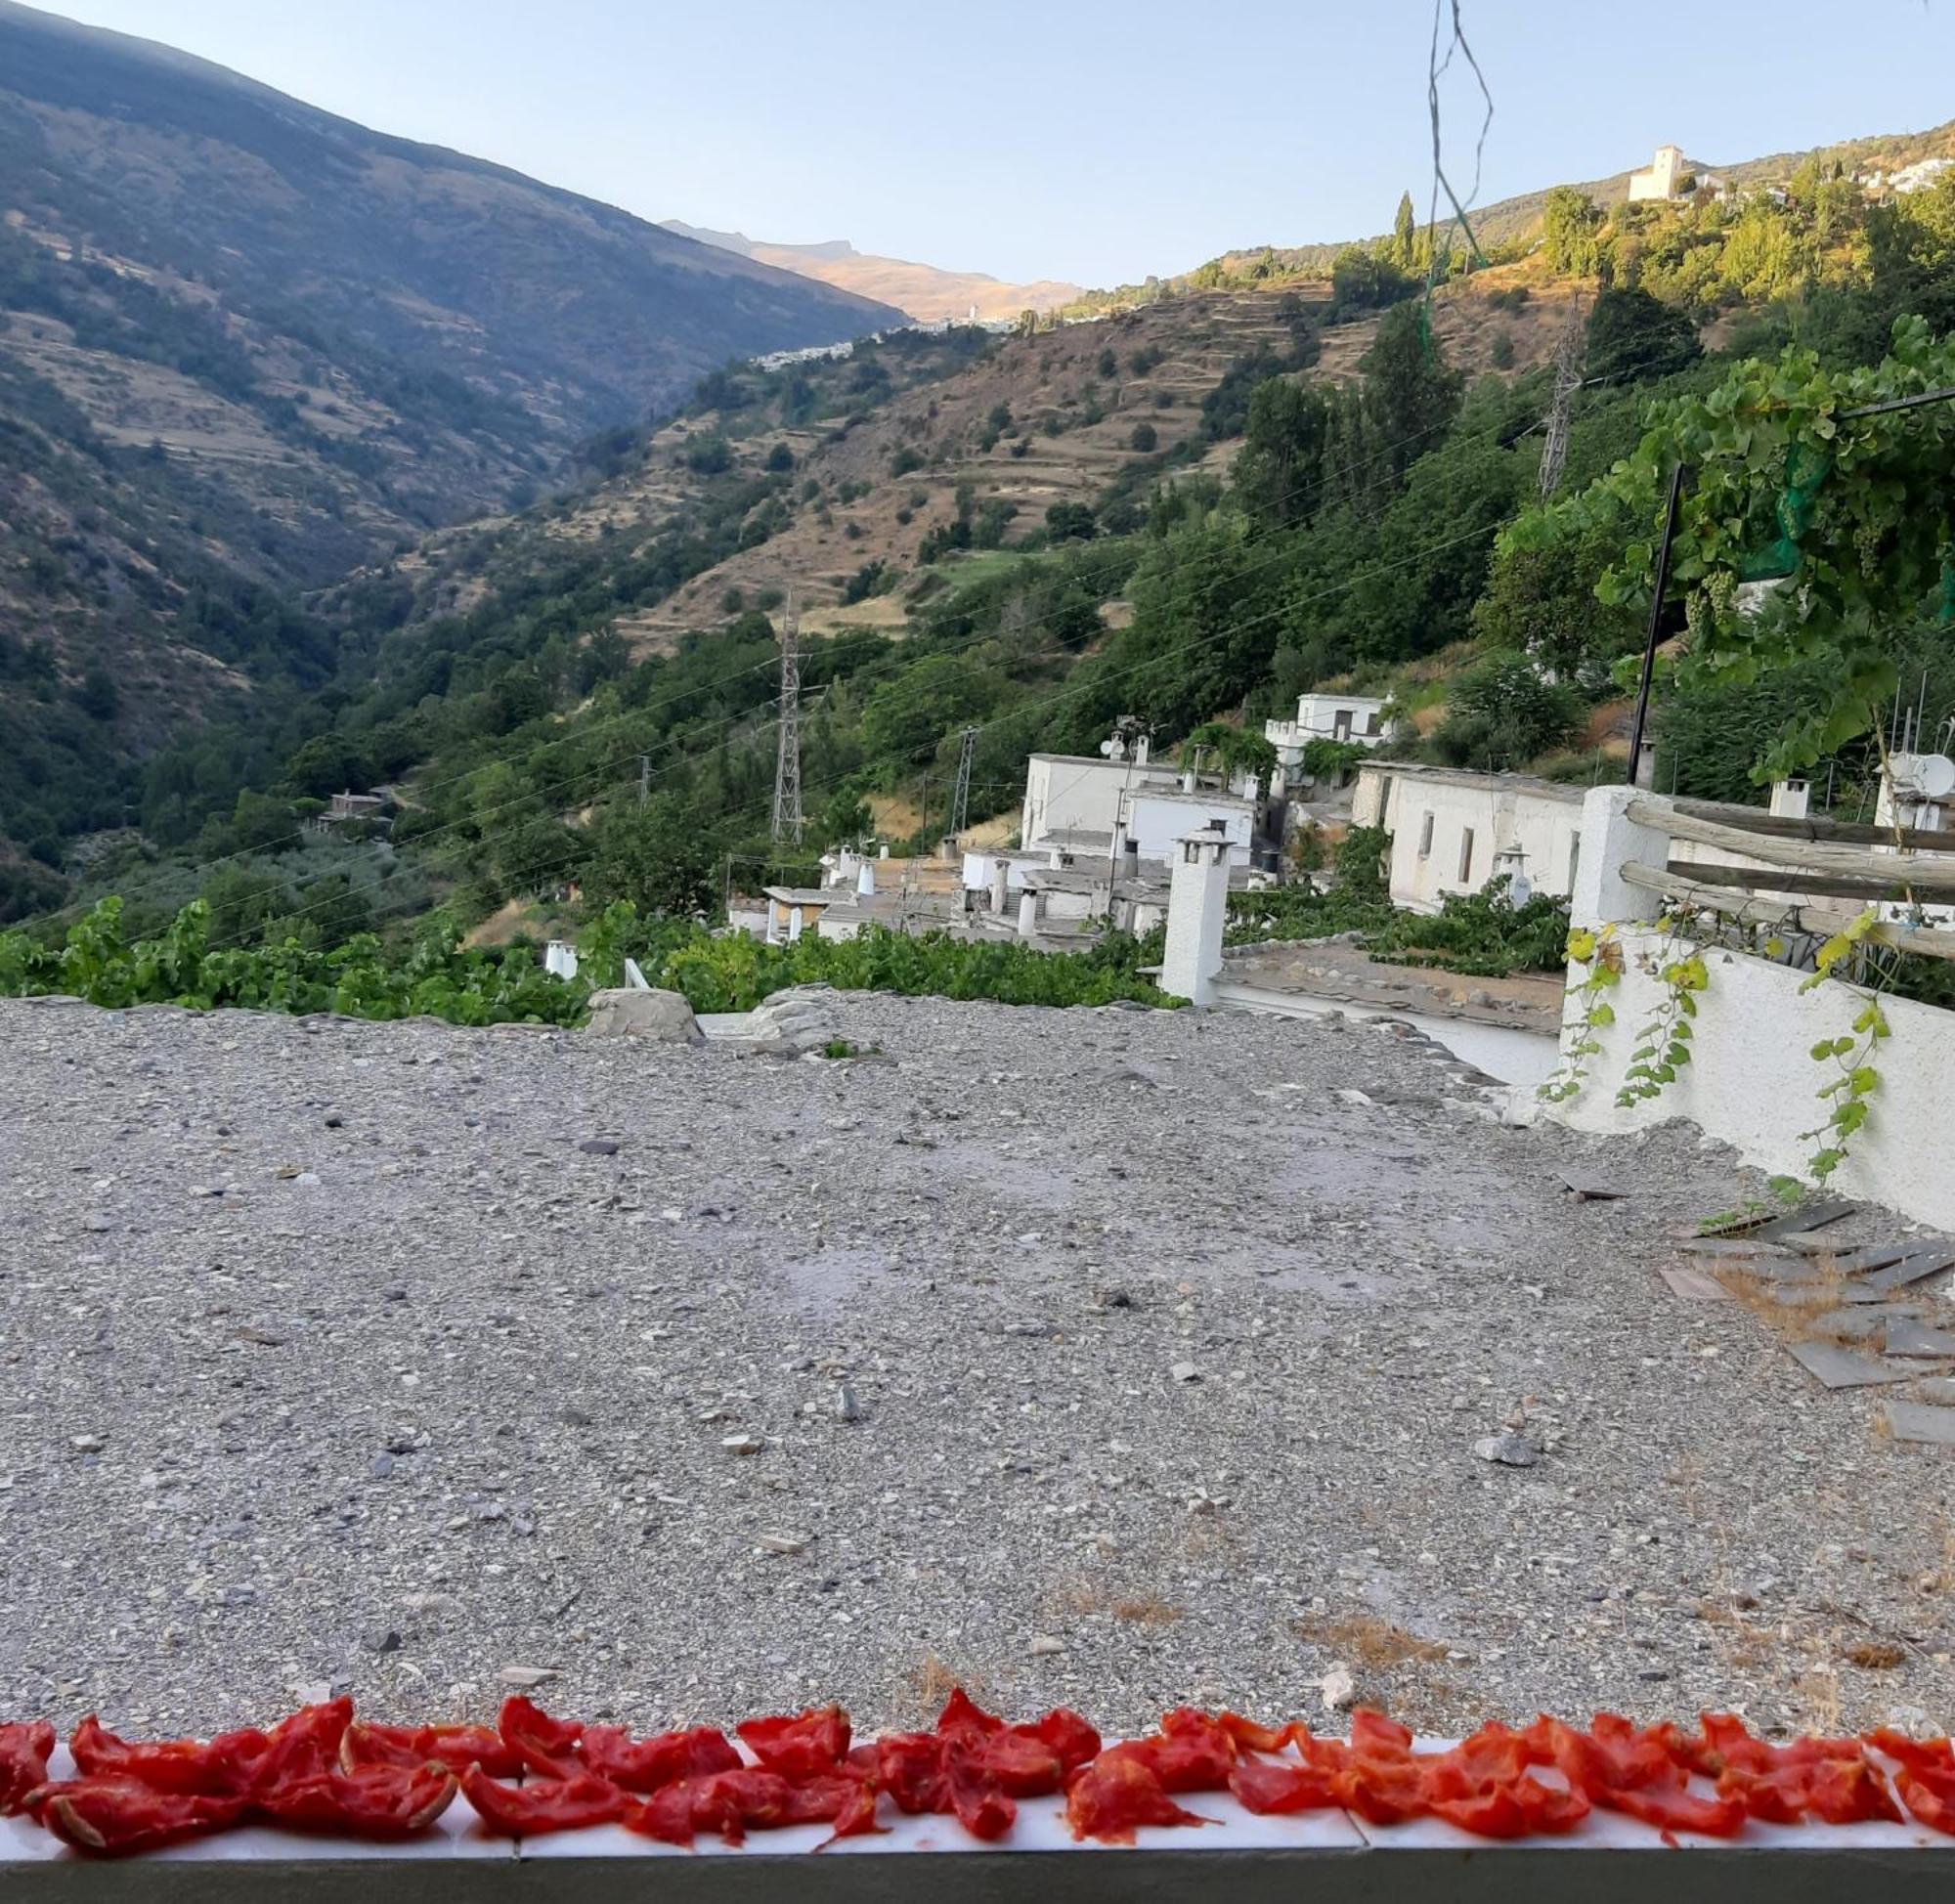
xmin=770 ymin=589 xmax=804 ymax=845
xmin=950 ymin=725 xmax=978 ymax=837
xmin=1538 ymin=299 xmax=1586 ymax=501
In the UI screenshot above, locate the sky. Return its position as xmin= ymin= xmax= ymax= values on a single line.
xmin=29 ymin=0 xmax=1955 ymax=287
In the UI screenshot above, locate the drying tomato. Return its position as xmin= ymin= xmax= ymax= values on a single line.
xmin=69 ymin=1714 xmax=270 ymax=1797
xmin=339 ymin=1720 xmax=521 ymax=1781
xmin=943 ymin=1746 xmax=1018 ymax=1841
xmin=935 ymin=1689 xmax=1098 ymax=1776
xmin=1229 ymin=1754 xmax=1341 ymax=1815
xmin=957 ymin=1728 xmax=1063 ymax=1797
xmin=252 ymin=1700 xmax=356 ymax=1792
xmin=0 ymin=1721 xmax=54 ymax=1814
xmin=737 ymin=1707 xmax=851 ymax=1778
xmin=628 ymin=1768 xmax=790 ymax=1847
xmin=1219 ymin=1711 xmax=1291 ymax=1756
xmin=257 ymin=1764 xmax=456 ymax=1838
xmin=1422 ymin=1771 xmax=1589 ymax=1839
xmin=1064 ymin=1753 xmax=1210 ymax=1843
xmin=877 ymin=1732 xmax=949 ymax=1814
xmin=1527 ymin=1714 xmax=1745 ymax=1839
xmin=581 ymin=1723 xmax=741 ymax=1794
xmin=1099 ymin=1709 xmax=1236 ymax=1795
xmin=1350 ymin=1709 xmax=1413 ymax=1754
xmin=776 ymin=1773 xmax=888 ymax=1844
xmin=458 ymin=1765 xmax=626 ymax=1837
xmin=496 ymin=1695 xmax=584 ymax=1778
xmin=1718 ymin=1754 xmax=1900 ymax=1828
xmin=33 ymin=1779 xmax=248 ymax=1856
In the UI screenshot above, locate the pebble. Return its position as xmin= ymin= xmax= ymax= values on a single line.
xmin=69 ymin=1434 xmax=105 ymax=1452
xmin=500 ymin=1666 xmax=558 ymax=1688
xmin=364 ymin=1627 xmax=403 ymax=1655
xmin=835 ymin=1384 xmax=861 ymax=1423
xmin=1915 ymin=1378 xmax=1955 ymax=1407
xmin=722 ymin=1434 xmax=763 ymax=1456
xmin=1320 ymin=1665 xmax=1357 ymax=1711
xmin=756 ymin=1533 xmax=808 ymax=1556
xmin=1026 ymin=1635 xmax=1064 ymax=1657
xmin=1171 ymin=1362 xmax=1201 ymax=1384
xmin=579 ymin=1139 xmax=622 ymax=1156
xmin=1473 ymin=1432 xmax=1540 ymax=1468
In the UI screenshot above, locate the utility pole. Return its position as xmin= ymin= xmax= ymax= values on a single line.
xmin=637 ymin=753 xmax=650 ymax=807
xmin=770 ymin=588 xmax=804 ymax=845
xmin=1538 ymin=299 xmax=1586 ymax=501
xmin=950 ymin=726 xmax=978 ymax=838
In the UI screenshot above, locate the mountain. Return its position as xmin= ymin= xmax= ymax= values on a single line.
xmin=0 ymin=0 xmax=897 ymax=888
xmin=661 ymin=221 xmax=1080 ymax=324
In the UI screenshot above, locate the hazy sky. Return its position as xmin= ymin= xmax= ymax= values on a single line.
xmin=33 ymin=0 xmax=1955 ymax=286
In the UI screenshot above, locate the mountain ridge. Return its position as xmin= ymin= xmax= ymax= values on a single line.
xmin=660 ymin=218 xmax=1081 ymax=323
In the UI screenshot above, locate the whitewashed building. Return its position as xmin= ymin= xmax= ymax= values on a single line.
xmin=1264 ymin=692 xmax=1392 ymax=774
xmin=1020 ymin=749 xmax=1182 ymax=854
xmin=1120 ymin=787 xmax=1255 ymax=867
xmin=1353 ymin=762 xmax=1585 ymax=914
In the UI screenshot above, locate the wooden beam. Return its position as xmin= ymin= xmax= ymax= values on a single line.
xmin=1628 ymin=797 xmax=1955 ymax=897
xmin=1619 ymin=861 xmax=1955 ymax=963
xmin=1667 ymin=798 xmax=1955 ymax=853
xmin=1664 ymin=860 xmax=1924 ymax=901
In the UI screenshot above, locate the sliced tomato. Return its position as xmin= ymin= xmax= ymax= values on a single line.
xmin=257 ymin=1764 xmax=456 ymax=1838
xmin=1718 ymin=1755 xmax=1902 ymax=1827
xmin=34 ymin=1779 xmax=248 ymax=1856
xmin=339 ymin=1720 xmax=522 ymax=1781
xmin=0 ymin=1721 xmax=54 ymax=1815
xmin=627 ymin=1768 xmax=790 ymax=1847
xmin=956 ymin=1728 xmax=1063 ymax=1797
xmin=1219 ymin=1711 xmax=1291 ymax=1756
xmin=1229 ymin=1754 xmax=1341 ymax=1815
xmin=736 ymin=1706 xmax=850 ymax=1778
xmin=69 ymin=1714 xmax=270 ymax=1797
xmin=1350 ymin=1709 xmax=1414 ymax=1754
xmin=252 ymin=1701 xmax=356 ymax=1792
xmin=1869 ymin=1728 xmax=1955 ymax=1776
xmin=778 ymin=1772 xmax=888 ymax=1844
xmin=876 ymin=1732 xmax=949 ymax=1814
xmin=581 ymin=1722 xmax=741 ymax=1794
xmin=458 ymin=1765 xmax=626 ymax=1837
xmin=943 ymin=1744 xmax=1017 ymax=1841
xmin=495 ymin=1695 xmax=584 ymax=1779
xmin=1894 ymin=1768 xmax=1955 ymax=1836
xmin=1025 ymin=1707 xmax=1101 ymax=1774
xmin=934 ymin=1689 xmax=1002 ymax=1737
xmin=1064 ymin=1753 xmax=1210 ymax=1843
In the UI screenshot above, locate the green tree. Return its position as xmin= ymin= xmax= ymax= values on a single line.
xmin=1232 ymin=380 xmax=1332 ymax=534
xmin=1359 ymin=304 xmax=1463 ymax=491
xmin=1542 ymin=186 xmax=1609 ymax=277
xmin=1585 ymin=285 xmax=1702 ymax=383
xmin=583 ymin=793 xmax=718 ymax=920
xmin=1392 ymin=192 xmax=1417 ymax=271
xmin=1432 ymin=654 xmax=1586 ymax=770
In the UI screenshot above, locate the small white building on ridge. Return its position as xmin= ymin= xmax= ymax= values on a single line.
xmin=1265 ymin=692 xmax=1392 ymax=774
xmin=1353 ymin=762 xmax=1585 ymax=914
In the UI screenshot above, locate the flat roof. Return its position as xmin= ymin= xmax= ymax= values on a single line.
xmin=1358 ymin=762 xmax=1586 ymax=805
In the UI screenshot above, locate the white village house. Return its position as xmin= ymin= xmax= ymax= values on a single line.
xmin=1264 ymin=691 xmax=1393 ymax=777
xmin=1352 ymin=761 xmax=1586 ymax=913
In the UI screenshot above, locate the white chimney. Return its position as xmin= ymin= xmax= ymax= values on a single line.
xmin=1017 ymin=888 xmax=1040 ymax=940
xmin=1179 ymin=766 xmax=1197 ymax=794
xmin=1768 ymin=779 xmax=1810 ymax=820
xmin=989 ymin=860 xmax=1009 ymax=912
xmin=1134 ymin=733 xmax=1151 ymax=767
xmin=1158 ymin=829 xmax=1232 ymax=1006
xmin=857 ymin=859 xmax=876 ymax=896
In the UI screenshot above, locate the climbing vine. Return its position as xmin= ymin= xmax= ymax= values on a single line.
xmin=1537 ymin=924 xmax=1622 ymax=1104
xmin=1614 ymin=929 xmax=1709 ymax=1108
xmin=1777 ymin=907 xmax=1890 ymax=1192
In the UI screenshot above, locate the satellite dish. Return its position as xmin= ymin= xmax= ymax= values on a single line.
xmin=1914 ymin=754 xmax=1955 ymax=801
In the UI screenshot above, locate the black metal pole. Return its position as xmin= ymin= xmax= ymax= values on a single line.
xmin=1626 ymin=459 xmax=1686 ymax=789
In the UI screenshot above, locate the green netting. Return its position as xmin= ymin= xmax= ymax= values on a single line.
xmin=1739 ymin=441 xmax=1833 ymax=581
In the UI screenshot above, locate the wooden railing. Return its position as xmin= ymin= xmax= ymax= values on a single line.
xmin=1618 ymin=794 xmax=1955 ymax=964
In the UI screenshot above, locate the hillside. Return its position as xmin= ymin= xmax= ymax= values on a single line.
xmin=368 ymin=268 xmax=1581 ymax=660
xmin=661 ymin=222 xmax=1079 ymax=323
xmin=0 ymin=0 xmax=896 ymax=885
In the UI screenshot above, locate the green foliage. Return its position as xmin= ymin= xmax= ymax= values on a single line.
xmin=0 ymin=898 xmax=587 ymax=1025
xmin=1539 ymin=925 xmax=1624 ymax=1104
xmin=1788 ymin=906 xmax=1890 ymax=1188
xmin=1368 ymin=877 xmax=1573 ymax=979
xmin=1566 ymin=318 xmax=1955 ymax=774
xmin=1542 ymin=187 xmax=1609 ymax=277
xmin=1585 ymin=285 xmax=1703 ymax=383
xmin=655 ymin=924 xmax=1174 ymax=1015
xmin=580 ymin=793 xmax=720 ymax=922
xmin=1614 ymin=933 xmax=1708 ymax=1106
xmin=1432 ymin=653 xmax=1586 ymax=770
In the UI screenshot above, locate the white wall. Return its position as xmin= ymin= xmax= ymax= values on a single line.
xmin=1548 ymin=926 xmax=1955 ymax=1232
xmin=1124 ymin=790 xmax=1253 ymax=866
xmin=1266 ymin=693 xmax=1390 ymax=765
xmin=1021 ymin=756 xmax=1177 ymax=850
xmin=1364 ymin=771 xmax=1583 ymax=914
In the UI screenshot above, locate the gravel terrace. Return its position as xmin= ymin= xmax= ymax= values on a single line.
xmin=2 ymin=990 xmax=1951 ymax=1745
